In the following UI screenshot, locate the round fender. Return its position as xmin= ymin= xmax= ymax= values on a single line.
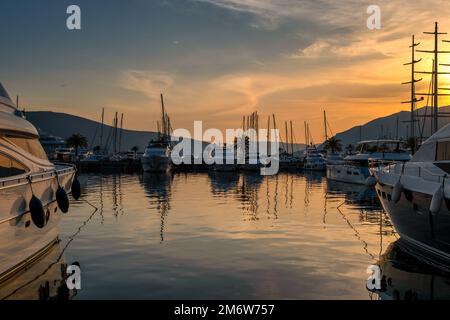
xmin=71 ymin=178 xmax=81 ymax=200
xmin=56 ymin=186 xmax=70 ymax=213
xmin=392 ymin=179 xmax=403 ymax=203
xmin=30 ymin=195 xmax=46 ymax=228
xmin=430 ymin=187 xmax=444 ymax=214
xmin=365 ymin=175 xmax=377 ymax=187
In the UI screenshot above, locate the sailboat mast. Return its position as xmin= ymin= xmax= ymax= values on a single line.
xmin=290 ymin=120 xmax=294 ymax=155
xmin=160 ymin=94 xmax=166 ymax=137
xmin=100 ymin=107 xmax=104 ymax=152
xmin=304 ymin=121 xmax=308 ymax=147
xmin=118 ymin=113 xmax=123 ymax=153
xmin=267 ymin=115 xmax=271 ymax=154
xmin=417 ymin=22 xmax=450 ymax=134
xmin=323 ymin=110 xmax=328 ymax=142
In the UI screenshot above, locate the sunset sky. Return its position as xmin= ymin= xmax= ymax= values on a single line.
xmin=2 ymin=0 xmax=450 ymax=143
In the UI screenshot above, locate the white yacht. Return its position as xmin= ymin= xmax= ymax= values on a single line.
xmin=374 ymin=126 xmax=450 ymax=262
xmin=0 ymin=83 xmax=77 ymax=283
xmin=303 ymin=148 xmax=326 ymax=171
xmin=141 ymin=139 xmax=171 ymax=173
xmin=327 ymin=140 xmax=411 ymax=185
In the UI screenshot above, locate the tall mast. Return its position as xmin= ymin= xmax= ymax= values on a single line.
xmin=402 ymin=35 xmax=422 ymax=146
xmin=290 ymin=120 xmax=294 ymax=155
xmin=118 ymin=113 xmax=123 ymax=153
xmin=272 ymin=114 xmax=278 ymax=147
xmin=267 ymin=115 xmax=271 ymax=154
xmin=160 ymin=94 xmax=166 ymax=137
xmin=113 ymin=112 xmax=118 ymax=154
xmin=100 ymin=108 xmax=105 ymax=152
xmin=416 ymin=22 xmax=450 ymax=134
xmin=284 ymin=121 xmax=288 ymax=153
xmin=304 ymin=121 xmax=308 ymax=147
xmin=323 ymin=110 xmax=328 ymax=142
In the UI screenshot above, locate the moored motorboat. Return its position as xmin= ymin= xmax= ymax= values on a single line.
xmin=327 ymin=140 xmax=411 ymax=185
xmin=0 ymin=83 xmax=77 ymax=283
xmin=374 ymin=125 xmax=450 ymax=261
xmin=303 ymin=148 xmax=326 ymax=171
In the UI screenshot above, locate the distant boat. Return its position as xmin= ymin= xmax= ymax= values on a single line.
xmin=327 ymin=140 xmax=411 ymax=185
xmin=39 ymin=134 xmax=66 ymax=160
xmin=0 ymin=82 xmax=77 ymax=283
xmin=142 ymin=139 xmax=172 ymax=172
xmin=303 ymin=147 xmax=326 ymax=171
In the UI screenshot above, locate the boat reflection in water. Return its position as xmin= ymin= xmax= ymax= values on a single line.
xmin=140 ymin=172 xmax=173 ymax=242
xmin=326 ymin=179 xmax=381 ymax=210
xmin=0 ymin=241 xmax=76 ymax=300
xmin=369 ymin=240 xmax=450 ymax=300
xmin=208 ymin=171 xmax=240 ymax=197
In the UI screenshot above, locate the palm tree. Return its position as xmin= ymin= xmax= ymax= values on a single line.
xmin=66 ymin=133 xmax=88 ymax=157
xmin=131 ymin=146 xmax=139 ymax=158
xmin=324 ymin=136 xmax=342 ymax=153
xmin=345 ymin=143 xmax=354 ymax=154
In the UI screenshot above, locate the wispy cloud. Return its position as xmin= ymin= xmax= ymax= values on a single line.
xmin=119 ymin=70 xmax=175 ymax=99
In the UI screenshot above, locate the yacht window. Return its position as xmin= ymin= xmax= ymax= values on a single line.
xmin=436 ymin=141 xmax=450 ymax=161
xmin=5 ymin=136 xmax=48 ymax=160
xmin=0 ymin=153 xmax=27 ymax=178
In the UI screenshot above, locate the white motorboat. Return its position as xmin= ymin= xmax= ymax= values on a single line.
xmin=0 ymin=83 xmax=77 ymax=283
xmin=303 ymin=148 xmax=326 ymax=171
xmin=141 ymin=140 xmax=171 ymax=173
xmin=374 ymin=125 xmax=450 ymax=262
xmin=327 ymin=140 xmax=411 ymax=185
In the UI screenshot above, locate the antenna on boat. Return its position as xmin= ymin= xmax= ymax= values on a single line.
xmin=416 ymin=22 xmax=450 ymax=134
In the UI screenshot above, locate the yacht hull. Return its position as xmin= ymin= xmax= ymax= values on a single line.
xmin=326 ymin=164 xmax=369 ymax=185
xmin=0 ymin=167 xmax=76 ymax=282
xmin=375 ymin=183 xmax=450 ymax=261
xmin=141 ymin=155 xmax=171 ymax=172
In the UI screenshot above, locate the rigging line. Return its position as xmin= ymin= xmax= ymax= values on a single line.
xmin=420 ymin=75 xmax=433 ymax=139
xmin=1 ymin=199 xmax=99 ymax=300
xmin=89 ymin=122 xmax=99 ymax=150
xmin=336 ymin=202 xmax=376 ymax=260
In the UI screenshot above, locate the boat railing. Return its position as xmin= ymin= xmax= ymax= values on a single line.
xmin=370 ymin=159 xmax=448 ymax=184
xmin=0 ymin=163 xmax=76 ymax=189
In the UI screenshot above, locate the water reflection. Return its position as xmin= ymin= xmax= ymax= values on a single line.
xmin=370 ymin=240 xmax=450 ymax=300
xmin=4 ymin=172 xmax=450 ymax=299
xmin=209 ymin=171 xmax=240 ymax=196
xmin=140 ymin=173 xmax=173 ymax=242
xmin=0 ymin=242 xmax=75 ymax=300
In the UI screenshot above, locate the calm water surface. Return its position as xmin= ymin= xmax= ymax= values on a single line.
xmin=6 ymin=172 xmax=450 ymax=299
